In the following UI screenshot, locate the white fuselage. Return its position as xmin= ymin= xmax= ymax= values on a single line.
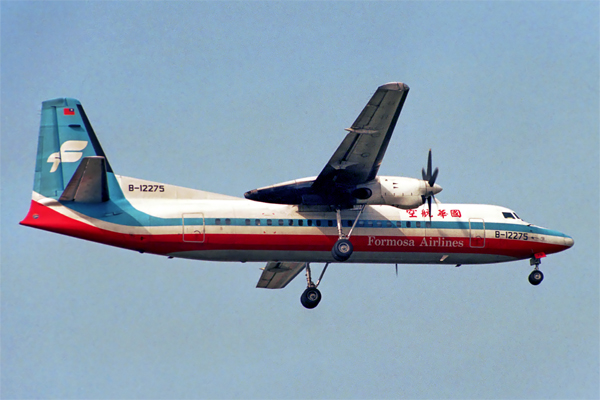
xmin=22 ymin=175 xmax=573 ymax=267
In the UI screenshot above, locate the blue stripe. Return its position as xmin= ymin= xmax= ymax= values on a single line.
xmin=60 ymin=199 xmax=569 ymax=239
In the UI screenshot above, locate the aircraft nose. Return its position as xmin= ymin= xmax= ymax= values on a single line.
xmin=564 ymin=235 xmax=574 ymax=248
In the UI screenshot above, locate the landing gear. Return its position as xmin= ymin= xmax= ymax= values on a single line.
xmin=528 ymin=270 xmax=544 ymax=285
xmin=301 ymin=287 xmax=321 ymax=309
xmin=301 ymin=263 xmax=329 ymax=309
xmin=332 ymin=239 xmax=353 ymax=262
xmin=331 ymin=205 xmax=365 ymax=262
xmin=528 ymin=253 xmax=545 ymax=285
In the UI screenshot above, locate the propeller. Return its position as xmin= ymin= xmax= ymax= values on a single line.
xmin=421 ymin=149 xmax=441 ymax=218
xmin=422 ymin=149 xmax=439 ymax=187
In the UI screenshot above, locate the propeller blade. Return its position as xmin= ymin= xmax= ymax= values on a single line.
xmin=427 ymin=196 xmax=432 ymax=219
xmin=429 ymin=167 xmax=439 ymax=187
xmin=427 ymin=149 xmax=432 ymax=179
xmin=421 ymin=149 xmax=441 ymax=211
xmin=421 ymin=150 xmax=439 ymax=187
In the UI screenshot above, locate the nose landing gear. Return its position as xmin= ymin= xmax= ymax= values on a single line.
xmin=528 ymin=269 xmax=544 ymax=285
xmin=528 ymin=253 xmax=546 ymax=285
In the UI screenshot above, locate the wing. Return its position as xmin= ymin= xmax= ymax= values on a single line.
xmin=313 ymin=82 xmax=409 ymax=189
xmin=244 ymin=82 xmax=410 ymax=206
xmin=256 ymin=261 xmax=307 ymax=289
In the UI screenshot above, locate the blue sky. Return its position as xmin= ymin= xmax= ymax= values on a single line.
xmin=1 ymin=2 xmax=598 ymax=399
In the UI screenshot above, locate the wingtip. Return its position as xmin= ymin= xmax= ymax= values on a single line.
xmin=379 ymin=82 xmax=409 ymax=91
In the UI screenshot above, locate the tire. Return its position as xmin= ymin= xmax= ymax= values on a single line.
xmin=332 ymin=239 xmax=353 ymax=262
xmin=300 ymin=288 xmax=322 ymax=309
xmin=528 ymin=270 xmax=544 ymax=285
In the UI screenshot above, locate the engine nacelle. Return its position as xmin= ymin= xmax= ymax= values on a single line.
xmin=357 ymin=176 xmax=440 ymax=209
xmin=245 ymin=175 xmax=441 ymax=208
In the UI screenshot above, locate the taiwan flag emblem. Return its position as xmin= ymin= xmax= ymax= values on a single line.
xmin=63 ymin=108 xmax=75 ymax=116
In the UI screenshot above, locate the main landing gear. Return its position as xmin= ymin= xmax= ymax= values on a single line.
xmin=528 ymin=253 xmax=545 ymax=285
xmin=301 ymin=263 xmax=329 ymax=309
xmin=331 ymin=205 xmax=365 ymax=262
xmin=332 ymin=239 xmax=353 ymax=262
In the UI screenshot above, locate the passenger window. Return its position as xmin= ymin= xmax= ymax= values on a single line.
xmin=278 ymin=219 xmax=284 ymax=226
xmin=416 ymin=221 xmax=421 ymax=228
xmin=267 ymin=219 xmax=272 ymax=226
xmin=386 ymin=221 xmax=392 ymax=227
xmin=406 ymin=221 xmax=411 ymax=228
xmin=316 ymin=220 xmax=321 ymax=227
xmin=367 ymin=221 xmax=373 ymax=227
xmin=308 ymin=220 xmax=313 ymax=226
xmin=298 ymin=220 xmax=303 ymax=226
xmin=358 ymin=221 xmax=365 ymax=227
xmin=328 ymin=220 xmax=334 ymax=227
xmin=215 ymin=218 xmax=221 ymax=225
xmin=225 ymin=218 xmax=231 ymax=225
xmin=426 ymin=221 xmax=431 ymax=228
xmin=288 ymin=219 xmax=294 ymax=226
xmin=245 ymin=219 xmax=250 ymax=226
xmin=255 ymin=219 xmax=261 ymax=226
xmin=376 ymin=221 xmax=382 ymax=227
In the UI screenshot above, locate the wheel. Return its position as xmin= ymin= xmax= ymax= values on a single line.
xmin=528 ymin=270 xmax=544 ymax=285
xmin=332 ymin=239 xmax=353 ymax=262
xmin=300 ymin=287 xmax=322 ymax=309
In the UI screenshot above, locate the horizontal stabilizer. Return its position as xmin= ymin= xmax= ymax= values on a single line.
xmin=256 ymin=261 xmax=307 ymax=289
xmin=59 ymin=156 xmax=109 ymax=203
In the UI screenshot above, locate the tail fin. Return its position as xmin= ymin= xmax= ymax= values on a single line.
xmin=32 ymin=98 xmax=113 ymax=199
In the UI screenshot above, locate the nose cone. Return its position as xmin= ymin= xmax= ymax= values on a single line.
xmin=432 ymin=183 xmax=443 ymax=195
xmin=564 ymin=235 xmax=574 ymax=248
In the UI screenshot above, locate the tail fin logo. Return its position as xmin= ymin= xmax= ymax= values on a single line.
xmin=47 ymin=140 xmax=88 ymax=173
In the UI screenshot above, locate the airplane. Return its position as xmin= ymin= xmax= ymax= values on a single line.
xmin=20 ymin=82 xmax=574 ymax=309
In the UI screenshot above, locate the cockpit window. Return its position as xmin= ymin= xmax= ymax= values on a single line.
xmin=502 ymin=212 xmax=515 ymax=219
xmin=513 ymin=213 xmax=520 ymax=219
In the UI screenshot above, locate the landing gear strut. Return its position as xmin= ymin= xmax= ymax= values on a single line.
xmin=300 ymin=263 xmax=329 ymax=309
xmin=528 ymin=253 xmax=545 ymax=285
xmin=331 ymin=205 xmax=365 ymax=262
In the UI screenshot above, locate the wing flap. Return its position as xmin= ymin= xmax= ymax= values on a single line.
xmin=256 ymin=261 xmax=307 ymax=289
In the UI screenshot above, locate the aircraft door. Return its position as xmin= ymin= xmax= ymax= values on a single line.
xmin=469 ymin=218 xmax=485 ymax=248
xmin=182 ymin=213 xmax=205 ymax=243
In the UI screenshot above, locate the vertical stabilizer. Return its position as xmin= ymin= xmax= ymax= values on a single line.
xmin=33 ymin=98 xmax=112 ymax=199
